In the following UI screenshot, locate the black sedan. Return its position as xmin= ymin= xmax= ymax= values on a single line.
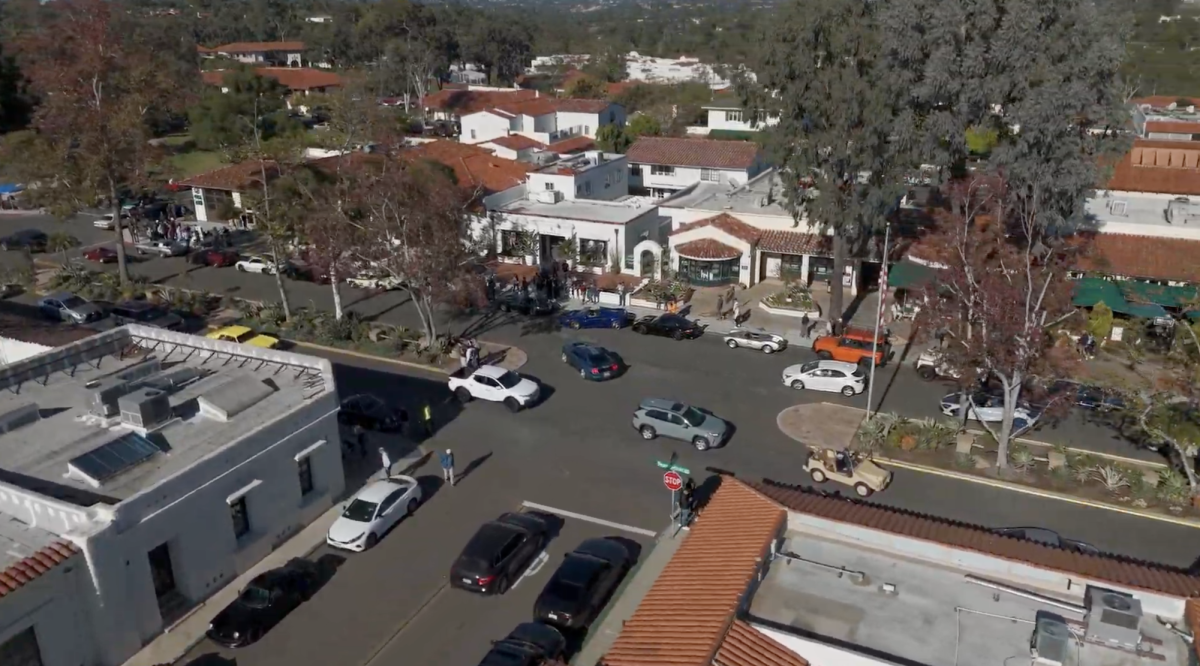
xmin=206 ymin=559 xmax=319 ymax=647
xmin=451 ymin=512 xmax=549 ymax=595
xmin=534 ymin=538 xmax=631 ymax=630
xmin=497 ymin=292 xmax=556 ymax=316
xmin=631 ymin=313 xmax=704 ymax=340
xmin=477 ymin=622 xmax=566 ymax=666
xmin=0 ymin=229 xmax=47 ymax=252
xmin=338 ymin=394 xmax=403 ymax=431
xmin=561 ymin=341 xmax=622 ymax=381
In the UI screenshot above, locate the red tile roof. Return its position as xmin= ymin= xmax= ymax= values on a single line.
xmin=0 ymin=541 xmax=79 ymax=598
xmin=200 ymin=41 xmax=305 ymax=54
xmin=486 ymin=135 xmax=545 ymax=151
xmin=749 ymin=479 xmax=1200 ymax=598
xmin=1105 ymin=140 xmax=1200 ymax=195
xmin=421 ymin=88 xmax=539 ymax=116
xmin=758 ymin=230 xmax=832 ymax=256
xmin=626 ymin=137 xmax=760 ymax=170
xmin=407 ymin=140 xmax=533 ymax=195
xmin=548 ymin=136 xmax=596 ymax=154
xmin=176 ymin=160 xmax=279 ymax=192
xmin=715 ymin=620 xmax=809 ymax=666
xmin=602 ymin=479 xmax=786 ymax=666
xmin=676 ymin=239 xmax=742 ymax=260
xmin=201 ymin=67 xmax=343 ymax=91
xmin=1133 ymin=96 xmax=1200 ymax=109
xmin=671 ymin=213 xmax=763 ymax=244
xmin=607 ymin=81 xmax=641 ymax=97
xmin=1078 ymin=233 xmax=1200 ymax=283
xmin=1145 ymin=120 xmax=1200 ymax=135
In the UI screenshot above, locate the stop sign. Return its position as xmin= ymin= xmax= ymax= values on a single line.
xmin=663 ymin=470 xmax=683 ymax=491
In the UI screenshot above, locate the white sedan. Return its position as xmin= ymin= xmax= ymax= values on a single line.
xmin=326 ymin=476 xmax=422 ymax=552
xmin=782 ymin=360 xmax=866 ymax=396
xmin=940 ymin=391 xmax=1040 ymax=430
xmin=93 ymin=212 xmax=129 ymax=230
xmin=236 ymin=255 xmax=277 ymax=274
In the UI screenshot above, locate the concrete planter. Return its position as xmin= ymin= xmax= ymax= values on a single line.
xmin=758 ymin=300 xmax=822 ymax=320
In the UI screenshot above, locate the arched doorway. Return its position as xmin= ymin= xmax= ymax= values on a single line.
xmin=631 ymin=240 xmax=663 ymax=280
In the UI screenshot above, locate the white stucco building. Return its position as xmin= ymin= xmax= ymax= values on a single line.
xmin=625 ymin=137 xmax=766 ymax=198
xmin=460 ymin=98 xmax=625 ymax=147
xmin=197 ymin=41 xmax=305 ymax=67
xmin=0 ymin=325 xmax=343 ymax=666
xmin=688 ymin=99 xmax=780 ymax=136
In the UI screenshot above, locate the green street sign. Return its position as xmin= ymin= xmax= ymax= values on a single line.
xmin=655 ymin=460 xmax=691 ymax=475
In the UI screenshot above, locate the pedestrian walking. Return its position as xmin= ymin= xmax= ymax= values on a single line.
xmin=422 ymin=403 xmax=434 ymax=437
xmin=440 ymin=448 xmax=456 ymax=486
xmin=801 ymin=312 xmax=810 ymax=338
xmin=379 ymin=446 xmax=392 ymax=479
xmin=732 ymin=298 xmax=741 ymax=323
xmin=618 ymin=283 xmax=627 ymax=306
xmin=716 ymin=294 xmax=725 ymax=320
xmin=679 ymin=477 xmax=697 ymax=528
xmin=466 ymin=341 xmax=479 ymax=369
xmin=458 ymin=340 xmax=470 ymax=369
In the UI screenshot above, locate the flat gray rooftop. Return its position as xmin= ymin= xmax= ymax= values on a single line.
xmin=498 ymin=196 xmax=657 ymax=224
xmin=0 ymin=513 xmax=62 ymax=573
xmin=0 ymin=326 xmax=332 ymax=505
xmin=660 ymin=169 xmax=796 ymax=218
xmin=751 ymin=532 xmax=1189 ymax=666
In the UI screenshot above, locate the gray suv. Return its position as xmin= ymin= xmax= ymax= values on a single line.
xmin=38 ymin=292 xmax=104 ymax=323
xmin=631 ymin=398 xmax=729 ymax=451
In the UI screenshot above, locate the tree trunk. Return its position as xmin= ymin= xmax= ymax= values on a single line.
xmin=109 ymin=182 xmax=129 ymax=287
xmin=995 ymin=375 xmax=1023 ymax=470
xmin=829 ymin=233 xmax=847 ymax=333
xmin=330 ymin=263 xmax=343 ymax=320
xmin=269 ymin=242 xmax=293 ymax=321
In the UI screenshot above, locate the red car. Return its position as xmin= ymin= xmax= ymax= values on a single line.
xmin=189 ymin=249 xmax=240 ymax=267
xmin=83 ymin=246 xmax=119 ymax=263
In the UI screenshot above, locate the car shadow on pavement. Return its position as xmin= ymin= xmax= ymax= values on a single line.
xmin=413 ymin=474 xmax=445 ymax=504
xmin=526 ymin=511 xmax=566 ymax=541
xmin=179 ymin=654 xmax=237 ymax=666
xmin=521 ymin=375 xmax=556 ymax=408
xmin=310 ymin=553 xmax=346 ymax=592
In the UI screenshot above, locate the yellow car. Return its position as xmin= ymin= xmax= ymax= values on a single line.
xmin=206 ymin=325 xmax=280 ymax=349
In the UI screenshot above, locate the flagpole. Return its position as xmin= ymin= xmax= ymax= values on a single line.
xmin=866 ymin=222 xmax=890 ymax=416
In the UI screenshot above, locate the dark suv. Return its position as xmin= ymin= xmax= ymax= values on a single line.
xmin=110 ymin=301 xmax=184 ymax=330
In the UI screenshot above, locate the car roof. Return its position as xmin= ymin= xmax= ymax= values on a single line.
xmin=812 ymin=360 xmax=859 ymax=372
xmin=473 ymin=365 xmax=509 ymax=379
xmin=45 ymin=292 xmax=80 ymax=301
xmin=572 ymin=537 xmax=629 ymax=563
xmin=639 ymin=397 xmax=683 ymax=412
xmin=212 ymin=325 xmax=252 ymax=336
xmin=353 ymin=479 xmax=408 ymax=502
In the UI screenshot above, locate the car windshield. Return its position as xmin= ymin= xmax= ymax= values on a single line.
xmin=61 ymin=296 xmax=86 ymax=308
xmin=482 ymin=646 xmax=528 ymax=666
xmin=234 ymin=330 xmax=256 ymax=343
xmin=680 ymin=406 xmax=706 ymax=427
xmin=586 ymin=351 xmax=610 ymax=365
xmin=342 ymin=499 xmax=377 ymax=522
xmin=495 ymin=371 xmax=523 ymax=389
xmin=238 ymin=585 xmax=272 ymax=609
xmin=800 ymin=361 xmax=820 ymax=374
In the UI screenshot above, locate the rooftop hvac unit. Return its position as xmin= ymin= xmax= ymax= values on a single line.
xmin=533 ymin=189 xmax=563 ymax=204
xmin=1031 ymin=611 xmax=1073 ymax=666
xmin=0 ymin=401 xmax=40 ymax=435
xmin=118 ymin=388 xmax=173 ymax=431
xmin=1084 ymin=588 xmax=1142 ymax=651
xmin=89 ymin=377 xmax=133 ymax=417
xmin=1166 ymin=198 xmax=1200 ymax=225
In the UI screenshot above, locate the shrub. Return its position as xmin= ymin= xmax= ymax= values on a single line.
xmin=1087 ymin=302 xmax=1114 ymax=341
xmin=1156 ymin=469 xmax=1191 ymax=507
xmin=1122 ymin=465 xmax=1151 ymax=498
xmin=1092 ymin=464 xmax=1130 ymax=494
xmin=855 ymin=412 xmax=901 ymax=452
xmin=1009 ymin=444 xmax=1036 ymax=473
xmin=914 ymin=418 xmax=957 ymax=450
xmin=1068 ymin=453 xmax=1097 ymax=484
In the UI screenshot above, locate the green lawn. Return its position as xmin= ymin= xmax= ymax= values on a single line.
xmin=170 ymin=149 xmax=227 ymax=177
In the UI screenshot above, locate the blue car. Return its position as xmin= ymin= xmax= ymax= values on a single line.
xmin=558 ymin=306 xmax=633 ymax=330
xmin=561 ymin=342 xmax=622 ymax=381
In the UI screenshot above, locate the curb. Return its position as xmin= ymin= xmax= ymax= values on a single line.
xmin=290 ymin=340 xmax=451 ymax=374
xmin=875 ymin=456 xmax=1200 ymax=530
xmin=965 ymin=429 xmax=1167 ymax=470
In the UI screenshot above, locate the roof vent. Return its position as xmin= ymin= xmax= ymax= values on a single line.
xmin=1084 ymin=587 xmax=1142 ymax=651
xmin=118 ymin=388 xmax=173 ymax=431
xmin=197 ymin=376 xmax=275 ymax=422
xmin=0 ymin=401 xmax=40 ymax=434
xmin=1030 ymin=611 xmax=1072 ymax=666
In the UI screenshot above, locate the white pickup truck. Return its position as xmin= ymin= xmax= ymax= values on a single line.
xmin=448 ymin=365 xmax=540 ymax=412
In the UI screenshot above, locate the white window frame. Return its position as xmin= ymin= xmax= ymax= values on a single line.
xmin=726 ymin=110 xmax=744 ymax=123
xmin=701 ymin=169 xmax=721 ymax=182
xmin=651 ymin=164 xmax=675 ymax=176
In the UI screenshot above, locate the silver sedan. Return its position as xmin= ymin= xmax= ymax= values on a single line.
xmin=723 ymin=328 xmax=787 ymax=353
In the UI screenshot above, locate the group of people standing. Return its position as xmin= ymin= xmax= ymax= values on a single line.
xmin=457 ymin=337 xmax=482 ymax=370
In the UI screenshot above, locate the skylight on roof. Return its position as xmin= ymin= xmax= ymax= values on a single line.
xmin=67 ymin=432 xmax=163 ymax=487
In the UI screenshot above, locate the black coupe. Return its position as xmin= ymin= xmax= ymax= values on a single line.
xmin=631 ymin=313 xmax=704 ymax=340
xmin=477 ymin=622 xmax=566 ymax=666
xmin=533 ymin=538 xmax=631 ymax=630
xmin=206 ymin=559 xmax=319 ymax=647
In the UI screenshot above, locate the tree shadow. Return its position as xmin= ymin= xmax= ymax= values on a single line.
xmin=179 ymin=654 xmax=237 ymax=666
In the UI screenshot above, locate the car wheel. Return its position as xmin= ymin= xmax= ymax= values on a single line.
xmin=455 ymin=387 xmax=472 ymax=403
xmin=237 ymin=264 xmax=246 ymax=272
xmin=579 ymin=368 xmax=587 ymax=379
xmin=500 ymin=303 xmax=511 ymax=313
xmin=726 ymin=339 xmax=739 ymax=349
xmin=504 ymin=397 xmax=522 ymax=413
xmin=365 ymin=533 xmax=379 ymax=549
xmin=854 ymin=482 xmax=873 ymax=497
xmin=672 ymin=330 xmax=684 ymax=341
xmin=611 ymin=320 xmax=622 ymax=329
xmin=762 ymin=345 xmax=775 ymax=354
xmin=496 ymin=574 xmax=511 ymax=595
xmin=406 ymin=499 xmax=418 ymax=516
xmin=633 ymin=325 xmax=647 ymax=334
xmin=790 ymin=380 xmax=805 ymax=390
xmin=561 ymin=353 xmax=569 ymax=364
xmin=692 ymin=436 xmax=710 ymax=452
xmin=810 ymin=468 xmax=827 ymax=483
xmin=917 ymin=366 xmax=937 ymax=381
xmin=817 ymin=350 xmax=833 ymax=360
xmin=640 ymin=425 xmax=656 ymax=440
xmin=841 ymin=385 xmax=857 ymax=397
xmin=570 ymin=320 xmax=581 ymax=329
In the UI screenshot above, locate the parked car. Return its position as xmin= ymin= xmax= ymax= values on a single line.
xmin=558 ymin=306 xmax=633 ymax=330
xmin=561 ymin=341 xmax=621 ymax=381
xmin=533 ymin=538 xmax=631 ymax=630
xmin=631 ymin=398 xmax=729 ymax=451
xmin=781 ymin=360 xmax=866 ymax=396
xmin=940 ymin=391 xmax=1039 ymax=430
xmin=326 ymin=477 xmax=422 ymax=552
xmin=338 ymin=394 xmax=403 ymax=431
xmin=82 ymin=246 xmax=119 ymax=263
xmin=206 ymin=325 xmax=280 ymax=349
xmin=189 ymin=249 xmax=240 ymax=267
xmin=450 ymin=512 xmax=549 ymax=595
xmin=497 ymin=292 xmax=556 ymax=316
xmin=92 ymin=212 xmax=129 ymax=230
xmin=914 ymin=348 xmax=962 ymax=381
xmin=236 ymin=255 xmax=278 ymax=274
xmin=110 ymin=300 xmax=184 ymax=330
xmin=136 ymin=239 xmax=188 ymax=257
xmin=993 ymin=526 xmax=1100 ymax=555
xmin=448 ymin=365 xmax=540 ymax=412
xmin=0 ymin=229 xmax=47 ymax=252
xmin=631 ymin=313 xmax=704 ymax=340
xmin=288 ymin=262 xmax=331 ymax=284
xmin=813 ymin=327 xmax=891 ymax=366
xmin=38 ymin=292 xmax=104 ymax=323
xmin=1029 ymin=379 xmax=1126 ymax=413
xmin=724 ymin=328 xmax=787 ymax=354
xmin=345 ymin=272 xmax=401 ymax=290
xmin=475 ymin=622 xmax=566 ymax=666
xmin=205 ymin=559 xmax=319 ymax=648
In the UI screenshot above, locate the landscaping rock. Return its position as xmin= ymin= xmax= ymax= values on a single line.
xmin=1142 ymin=468 xmax=1160 ymax=488
xmin=955 ymin=432 xmax=975 ymax=456
xmin=1046 ymin=451 xmax=1067 ymax=470
xmin=973 ymin=455 xmax=991 ymax=470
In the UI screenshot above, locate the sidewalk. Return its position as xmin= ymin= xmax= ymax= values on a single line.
xmin=121 ymin=445 xmax=430 ymax=666
xmin=571 ymin=525 xmax=688 ymax=666
xmin=563 ymin=296 xmax=817 ymax=348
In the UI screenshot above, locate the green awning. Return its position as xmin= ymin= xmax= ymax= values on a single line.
xmin=1121 ymin=302 xmax=1169 ymax=319
xmin=1118 ymin=281 xmax=1200 ymax=309
xmin=888 ymin=260 xmax=937 ymax=289
xmin=1072 ymin=278 xmax=1124 ymax=308
xmin=1188 ymin=310 xmax=1200 ymax=320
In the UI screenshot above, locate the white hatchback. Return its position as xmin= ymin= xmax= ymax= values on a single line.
xmin=326 ymin=476 xmax=422 ymax=552
xmin=782 ymin=360 xmax=866 ymax=396
xmin=236 ymin=255 xmax=277 ymax=274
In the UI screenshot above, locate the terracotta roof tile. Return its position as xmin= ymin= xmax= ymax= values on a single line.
xmin=1077 ymin=234 xmax=1200 ymax=283
xmin=670 ymin=213 xmax=763 ymax=244
xmin=1106 ymin=139 xmax=1200 ymax=195
xmin=602 ymin=479 xmax=785 ymax=666
xmin=626 ymin=137 xmax=760 ymax=170
xmin=407 ymin=141 xmax=533 ymax=195
xmin=715 ymin=620 xmax=809 ymax=666
xmin=201 ymin=67 xmax=343 ymax=91
xmin=176 ymin=160 xmax=279 ymax=191
xmin=1133 ymin=96 xmax=1200 ymax=108
xmin=486 ymin=135 xmax=546 ymax=151
xmin=201 ymin=41 xmax=305 ymax=54
xmin=548 ymin=136 xmax=596 ymax=154
xmin=748 ymin=480 xmax=1200 ymax=598
xmin=421 ymin=88 xmax=539 ymax=115
xmin=758 ymin=230 xmax=831 ymax=256
xmin=1145 ymin=120 xmax=1200 ymax=135
xmin=0 ymin=541 xmax=79 ymax=598
xmin=1187 ymin=599 xmax=1200 ymax=660
xmin=676 ymin=239 xmax=742 ymax=260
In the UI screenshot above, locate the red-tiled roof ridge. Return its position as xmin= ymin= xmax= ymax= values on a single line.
xmin=676 ymin=238 xmax=742 ymax=260
xmin=486 ymin=135 xmax=546 ymax=151
xmin=548 ymin=136 xmax=596 ymax=154
xmin=421 ymin=88 xmax=539 ymax=115
xmin=748 ymin=479 xmax=1200 ymax=598
xmin=1105 ymin=139 xmax=1200 ymax=195
xmin=601 ymin=478 xmax=786 ymax=666
xmin=716 ymin=620 xmax=809 ymax=666
xmin=670 ymin=212 xmax=763 ymax=244
xmin=1133 ymin=96 xmax=1200 ymax=109
xmin=1145 ymin=120 xmax=1200 ymax=134
xmin=0 ymin=541 xmax=80 ymax=598
xmin=626 ymin=136 xmax=761 ymax=170
xmin=201 ymin=41 xmax=306 ymax=54
xmin=176 ymin=159 xmax=280 ymax=192
xmin=1079 ymin=234 xmax=1200 ymax=284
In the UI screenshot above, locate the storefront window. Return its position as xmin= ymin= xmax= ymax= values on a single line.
xmin=678 ymin=257 xmax=738 ymax=286
xmin=781 ymin=254 xmax=805 ymax=281
xmin=580 ymin=239 xmax=608 ymax=266
xmin=810 ymin=256 xmax=834 ymax=282
xmin=500 ymin=230 xmax=521 ymax=256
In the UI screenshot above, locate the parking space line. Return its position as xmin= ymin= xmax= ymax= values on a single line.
xmin=520 ymin=501 xmax=657 ymax=537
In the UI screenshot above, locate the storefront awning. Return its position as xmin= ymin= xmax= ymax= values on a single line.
xmin=1072 ymin=278 xmax=1170 ymax=319
xmin=0 ymin=183 xmax=23 ymax=195
xmin=1118 ymin=281 xmax=1200 ymax=309
xmin=888 ymin=260 xmax=937 ymax=289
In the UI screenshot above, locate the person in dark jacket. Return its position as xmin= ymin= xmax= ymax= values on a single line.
xmin=679 ymin=478 xmax=697 ymax=527
xmin=440 ymin=448 xmax=455 ymax=486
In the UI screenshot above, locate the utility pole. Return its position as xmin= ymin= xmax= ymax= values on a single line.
xmin=866 ymin=222 xmax=890 ymax=416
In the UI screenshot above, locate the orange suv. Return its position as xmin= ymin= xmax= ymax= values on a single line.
xmin=813 ymin=327 xmax=892 ymax=367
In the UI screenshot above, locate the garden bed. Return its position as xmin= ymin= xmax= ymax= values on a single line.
xmin=856 ymin=414 xmax=1198 ymax=520
xmin=761 ymin=284 xmax=821 ymax=319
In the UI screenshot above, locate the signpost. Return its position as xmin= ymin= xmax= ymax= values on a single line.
xmin=663 ymin=470 xmax=683 ymax=491
xmin=656 ymin=460 xmax=691 ymax=475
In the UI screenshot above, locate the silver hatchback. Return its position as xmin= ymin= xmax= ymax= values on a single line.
xmin=631 ymin=398 xmax=729 ymax=451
